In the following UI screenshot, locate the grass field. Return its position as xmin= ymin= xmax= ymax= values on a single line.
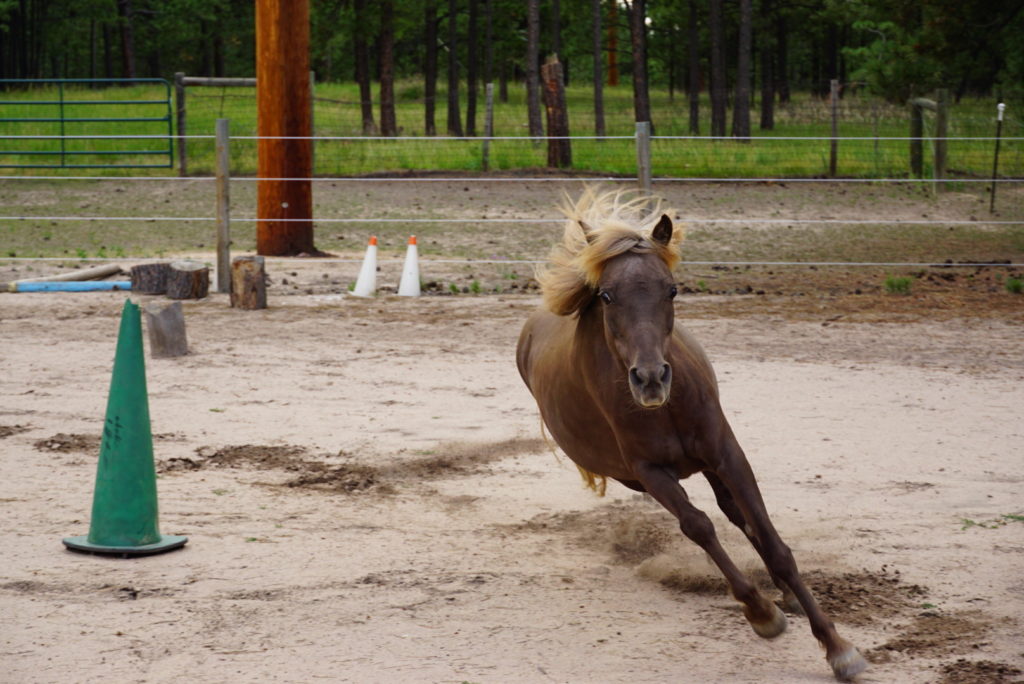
xmin=0 ymin=80 xmax=1019 ymax=179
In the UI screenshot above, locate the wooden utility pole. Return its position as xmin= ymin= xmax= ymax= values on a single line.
xmin=256 ymin=0 xmax=315 ymax=256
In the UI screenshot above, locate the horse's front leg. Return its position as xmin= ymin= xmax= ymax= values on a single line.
xmin=631 ymin=460 xmax=788 ymax=640
xmin=704 ymin=470 xmax=803 ymax=615
xmin=714 ymin=444 xmax=867 ymax=681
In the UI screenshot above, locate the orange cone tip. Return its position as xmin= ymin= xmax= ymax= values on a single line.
xmin=409 ymin=235 xmax=417 ymax=245
xmin=369 ymin=236 xmax=378 ymax=246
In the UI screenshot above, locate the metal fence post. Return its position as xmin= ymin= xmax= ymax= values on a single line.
xmin=482 ymin=83 xmax=494 ymax=171
xmin=175 ymin=72 xmax=186 ymax=176
xmin=215 ymin=118 xmax=231 ymax=294
xmin=990 ymin=102 xmax=1005 ymax=213
xmin=636 ymin=121 xmax=652 ymax=194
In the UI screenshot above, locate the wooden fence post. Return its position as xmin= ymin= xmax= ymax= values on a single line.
xmin=829 ymin=79 xmax=839 ymax=178
xmin=482 ymin=83 xmax=494 ymax=171
xmin=174 ymin=72 xmax=186 ymax=177
xmin=933 ymin=88 xmax=948 ymax=192
xmin=215 ymin=118 xmax=231 ymax=294
xmin=636 ymin=121 xmax=652 ymax=194
xmin=910 ymin=101 xmax=924 ymax=177
xmin=540 ymin=56 xmax=571 ymax=168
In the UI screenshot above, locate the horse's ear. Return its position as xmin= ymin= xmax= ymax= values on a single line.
xmin=652 ymin=214 xmax=673 ymax=245
xmin=578 ymin=220 xmax=596 ymax=243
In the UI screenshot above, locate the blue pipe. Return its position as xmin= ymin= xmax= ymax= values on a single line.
xmin=14 ymin=281 xmax=132 ymax=292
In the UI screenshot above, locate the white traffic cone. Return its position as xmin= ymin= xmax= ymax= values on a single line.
xmin=397 ymin=236 xmax=420 ymax=297
xmin=350 ymin=236 xmax=378 ymax=297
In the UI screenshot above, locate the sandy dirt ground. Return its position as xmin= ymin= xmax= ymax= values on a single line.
xmin=1 ymin=281 xmax=1022 ymax=683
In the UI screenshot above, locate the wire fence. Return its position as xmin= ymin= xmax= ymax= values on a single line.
xmin=0 ymin=130 xmax=1022 ymax=276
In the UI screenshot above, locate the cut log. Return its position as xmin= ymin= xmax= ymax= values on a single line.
xmin=130 ymin=262 xmax=171 ymax=294
xmin=230 ymin=256 xmax=267 ymax=310
xmin=166 ymin=260 xmax=210 ymax=300
xmin=144 ymin=301 xmax=189 ymax=358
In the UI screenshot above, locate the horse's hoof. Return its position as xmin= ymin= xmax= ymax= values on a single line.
xmin=829 ymin=645 xmax=868 ymax=681
xmin=750 ymin=603 xmax=787 ymax=639
xmin=781 ymin=591 xmax=805 ymax=615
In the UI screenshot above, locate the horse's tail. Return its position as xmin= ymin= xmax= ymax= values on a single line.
xmin=539 ymin=418 xmax=608 ymax=497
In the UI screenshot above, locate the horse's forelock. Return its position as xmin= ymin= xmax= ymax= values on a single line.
xmin=538 ymin=188 xmax=683 ymax=315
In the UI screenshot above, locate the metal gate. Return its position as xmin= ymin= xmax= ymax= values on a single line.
xmin=0 ymin=78 xmax=173 ymax=169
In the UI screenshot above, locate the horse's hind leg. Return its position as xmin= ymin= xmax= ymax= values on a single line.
xmin=714 ymin=452 xmax=867 ymax=681
xmin=631 ymin=461 xmax=787 ymax=640
xmin=704 ymin=471 xmax=803 ymax=615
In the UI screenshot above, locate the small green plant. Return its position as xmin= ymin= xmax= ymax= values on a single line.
xmin=884 ymin=275 xmax=912 ymax=294
xmin=1006 ymin=277 xmax=1023 ymax=294
xmin=75 ymin=248 xmax=87 ymax=259
xmin=213 ymin=488 xmax=229 ymax=496
xmin=469 ymin=280 xmax=482 ymax=294
xmin=696 ymin=279 xmax=709 ymax=293
xmin=960 ymin=514 xmax=1024 ymax=530
xmin=448 ymin=282 xmax=459 ymax=294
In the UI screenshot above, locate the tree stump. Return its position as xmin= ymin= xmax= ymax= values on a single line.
xmin=230 ymin=256 xmax=267 ymax=310
xmin=144 ymin=301 xmax=188 ymax=358
xmin=130 ymin=263 xmax=171 ymax=294
xmin=166 ymin=260 xmax=210 ymax=300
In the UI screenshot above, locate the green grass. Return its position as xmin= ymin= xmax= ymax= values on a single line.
xmin=0 ymin=80 xmax=1019 ymax=179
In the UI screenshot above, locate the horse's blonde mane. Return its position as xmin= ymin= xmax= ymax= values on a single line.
xmin=538 ymin=186 xmax=685 ymax=316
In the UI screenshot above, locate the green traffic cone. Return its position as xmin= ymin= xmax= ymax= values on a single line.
xmin=63 ymin=300 xmax=187 ymax=556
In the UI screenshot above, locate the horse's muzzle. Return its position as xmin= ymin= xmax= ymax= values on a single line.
xmin=628 ymin=363 xmax=672 ymax=408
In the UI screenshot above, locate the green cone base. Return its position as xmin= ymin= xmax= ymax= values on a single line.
xmin=62 ymin=534 xmax=188 ymax=556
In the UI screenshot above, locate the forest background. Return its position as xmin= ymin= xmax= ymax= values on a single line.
xmin=1 ymin=0 xmax=1021 ymax=143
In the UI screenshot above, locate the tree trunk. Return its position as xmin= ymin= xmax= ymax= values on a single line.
xmin=525 ymin=0 xmax=543 ymax=138
xmin=354 ymin=0 xmax=376 ymax=135
xmin=731 ymin=0 xmax=751 ymax=140
xmin=607 ymin=0 xmax=619 ymax=86
xmin=629 ymin=0 xmax=651 ymax=126
xmin=466 ymin=0 xmax=479 ymax=136
xmin=256 ymin=0 xmax=315 ymax=256
xmin=759 ymin=0 xmax=775 ymax=130
xmin=483 ymin=0 xmax=494 ymax=84
xmin=379 ymin=0 xmax=397 ymax=136
xmin=591 ymin=0 xmax=605 ymax=137
xmin=541 ymin=56 xmax=571 ymax=168
xmin=424 ymin=0 xmax=438 ymax=136
xmin=708 ymin=0 xmax=726 ymax=137
xmin=103 ymin=22 xmax=114 ymax=79
xmin=116 ymin=0 xmax=136 ymax=79
xmin=446 ymin=0 xmax=463 ymax=136
xmin=776 ymin=12 xmax=789 ymax=103
xmin=687 ymin=0 xmax=700 ymax=135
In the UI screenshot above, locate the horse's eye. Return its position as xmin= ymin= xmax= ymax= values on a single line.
xmin=669 ymin=285 xmax=678 ymax=299
xmin=599 ymin=290 xmax=612 ymax=304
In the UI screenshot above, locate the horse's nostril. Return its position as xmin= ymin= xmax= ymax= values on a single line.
xmin=629 ymin=367 xmax=642 ymax=386
xmin=660 ymin=364 xmax=671 ymax=383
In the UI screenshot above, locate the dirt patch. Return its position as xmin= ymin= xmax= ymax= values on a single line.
xmin=805 ymin=566 xmax=928 ymax=626
xmin=0 ymin=424 xmax=30 ymax=439
xmin=867 ymin=611 xmax=995 ymax=663
xmin=160 ymin=444 xmax=311 ymax=472
xmin=938 ymin=659 xmax=1024 ymax=684
xmin=159 ymin=438 xmax=546 ymax=494
xmin=32 ymin=432 xmax=100 ymax=453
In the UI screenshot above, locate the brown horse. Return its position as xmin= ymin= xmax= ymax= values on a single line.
xmin=516 ymin=188 xmax=867 ymax=681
